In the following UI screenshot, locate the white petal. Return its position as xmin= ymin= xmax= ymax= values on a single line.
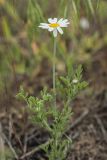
xmin=62 ymin=19 xmax=69 ymax=23
xmin=59 ymin=24 xmax=68 ymax=27
xmin=39 ymin=23 xmax=49 ymax=29
xmin=60 ymin=22 xmax=70 ymax=27
xmin=60 ymin=21 xmax=69 ymax=25
xmin=58 ymin=18 xmax=63 ymax=23
xmin=48 ymin=27 xmax=54 ymax=32
xmin=53 ymin=18 xmax=57 ymax=23
xmin=57 ymin=27 xmax=63 ymax=34
xmin=59 ymin=19 xmax=70 ymax=27
xmin=58 ymin=19 xmax=67 ymax=24
xmin=40 ymin=23 xmax=49 ymax=26
xmin=48 ymin=18 xmax=57 ymax=23
xmin=39 ymin=25 xmax=49 ymax=29
xmin=53 ymin=29 xmax=57 ymax=37
xmin=48 ymin=18 xmax=53 ymax=23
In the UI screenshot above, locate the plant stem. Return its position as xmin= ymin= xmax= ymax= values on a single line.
xmin=53 ymin=38 xmax=57 ymax=107
xmin=43 ymin=120 xmax=52 ymax=132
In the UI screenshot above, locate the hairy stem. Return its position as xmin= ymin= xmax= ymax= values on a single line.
xmin=53 ymin=38 xmax=57 ymax=107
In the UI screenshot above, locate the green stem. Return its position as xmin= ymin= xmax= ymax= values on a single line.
xmin=43 ymin=120 xmax=52 ymax=132
xmin=53 ymin=38 xmax=57 ymax=107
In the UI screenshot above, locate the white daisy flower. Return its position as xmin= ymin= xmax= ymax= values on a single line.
xmin=39 ymin=18 xmax=70 ymax=37
xmin=72 ymin=79 xmax=78 ymax=84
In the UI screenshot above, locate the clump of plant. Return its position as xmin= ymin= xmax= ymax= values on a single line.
xmin=17 ymin=17 xmax=88 ymax=160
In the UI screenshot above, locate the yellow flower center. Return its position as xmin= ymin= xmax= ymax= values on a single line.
xmin=49 ymin=23 xmax=60 ymax=28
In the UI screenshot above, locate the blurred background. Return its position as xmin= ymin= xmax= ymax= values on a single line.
xmin=0 ymin=0 xmax=107 ymax=159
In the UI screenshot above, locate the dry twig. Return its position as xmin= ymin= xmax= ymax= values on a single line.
xmin=67 ymin=109 xmax=89 ymax=131
xmin=1 ymin=129 xmax=19 ymax=159
xmin=20 ymin=139 xmax=52 ymax=159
